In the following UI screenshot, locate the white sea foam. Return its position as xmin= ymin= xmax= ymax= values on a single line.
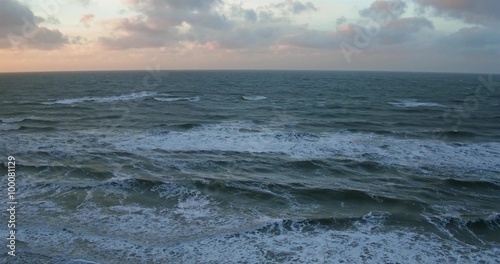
xmin=111 ymin=123 xmax=500 ymax=174
xmin=3 ymin=122 xmax=500 ymax=176
xmin=389 ymin=99 xmax=445 ymax=108
xmin=242 ymin=95 xmax=267 ymax=101
xmin=0 ymin=116 xmax=59 ymax=131
xmin=13 ymin=202 xmax=499 ymax=263
xmin=0 ymin=123 xmax=20 ymax=131
xmin=154 ymin=96 xmax=200 ymax=102
xmin=10 ymin=162 xmax=499 ymax=263
xmin=42 ymin=91 xmax=157 ymax=105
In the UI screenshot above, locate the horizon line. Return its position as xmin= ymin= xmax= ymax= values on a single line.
xmin=1 ymin=69 xmax=498 ymax=75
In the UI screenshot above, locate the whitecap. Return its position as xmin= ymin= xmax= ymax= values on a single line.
xmin=154 ymin=96 xmax=200 ymax=102
xmin=389 ymin=100 xmax=445 ymax=108
xmin=0 ymin=117 xmax=26 ymax=123
xmin=110 ymin=123 xmax=500 ymax=174
xmin=0 ymin=123 xmax=21 ymax=131
xmin=42 ymin=91 xmax=157 ymax=105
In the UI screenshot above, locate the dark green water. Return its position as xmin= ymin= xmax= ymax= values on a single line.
xmin=1 ymin=71 xmax=499 ymax=263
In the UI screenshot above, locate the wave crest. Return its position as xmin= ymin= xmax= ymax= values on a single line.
xmin=42 ymin=91 xmax=156 ymax=105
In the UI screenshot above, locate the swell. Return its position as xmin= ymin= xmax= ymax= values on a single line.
xmin=421 ymin=130 xmax=479 ymax=139
xmin=251 ymin=212 xmax=500 ymax=243
xmin=18 ymin=125 xmax=57 ymax=132
xmin=193 ymin=179 xmax=426 ymax=209
xmin=0 ymin=117 xmax=60 ymax=127
xmin=426 ymin=213 xmax=500 ymax=242
xmin=283 ymin=159 xmax=329 ymax=170
xmin=20 ymin=175 xmax=424 ymax=208
xmin=18 ymin=163 xmax=117 ymax=181
xmin=165 ymin=123 xmax=203 ymax=130
xmin=441 ymin=178 xmax=500 ymax=190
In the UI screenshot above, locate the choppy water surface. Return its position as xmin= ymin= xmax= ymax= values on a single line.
xmin=1 ymin=71 xmax=499 ymax=263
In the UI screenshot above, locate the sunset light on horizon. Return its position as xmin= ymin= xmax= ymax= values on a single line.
xmin=1 ymin=0 xmax=499 ymax=73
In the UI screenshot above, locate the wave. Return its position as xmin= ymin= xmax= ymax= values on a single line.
xmin=0 ymin=123 xmax=20 ymax=131
xmin=439 ymin=213 xmax=500 ymax=226
xmin=425 ymin=212 xmax=500 ymax=238
xmin=154 ymin=96 xmax=200 ymax=102
xmin=14 ymin=173 xmax=500 ymax=263
xmin=111 ymin=123 xmax=500 ymax=173
xmin=42 ymin=91 xmax=156 ymax=105
xmin=441 ymin=178 xmax=500 ymax=190
xmin=389 ymin=100 xmax=445 ymax=108
xmin=242 ymin=95 xmax=267 ymax=101
xmin=17 ymin=202 xmax=500 ymax=263
xmin=18 ymin=126 xmax=56 ymax=132
xmin=427 ymin=130 xmax=478 ymax=139
xmin=167 ymin=123 xmax=202 ymax=130
xmin=1 ymin=116 xmax=60 ymax=125
xmin=0 ymin=117 xmax=26 ymax=123
xmin=0 ymin=116 xmax=60 ymax=131
xmin=19 ymin=213 xmax=500 ymax=263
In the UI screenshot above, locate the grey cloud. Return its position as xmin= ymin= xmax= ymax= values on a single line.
xmin=43 ymin=16 xmax=60 ymax=25
xmin=359 ymin=0 xmax=407 ymax=19
xmin=98 ymin=0 xmax=228 ymax=49
xmin=413 ymin=0 xmax=500 ymax=55
xmin=343 ymin=0 xmax=434 ymax=47
xmin=142 ymin=0 xmax=220 ymax=11
xmin=291 ymin=1 xmax=316 ymax=14
xmin=98 ymin=16 xmax=178 ymax=49
xmin=414 ymin=0 xmax=500 ymax=26
xmin=336 ymin=16 xmax=347 ymax=26
xmin=378 ymin=17 xmax=434 ymax=45
xmin=439 ymin=26 xmax=500 ymax=55
xmin=28 ymin=27 xmax=66 ymax=49
xmin=99 ymin=0 xmax=322 ymax=50
xmin=244 ymin=9 xmax=257 ymax=23
xmin=268 ymin=0 xmax=317 ymax=16
xmin=0 ymin=0 xmax=68 ymax=49
xmin=229 ymin=6 xmax=257 ymax=23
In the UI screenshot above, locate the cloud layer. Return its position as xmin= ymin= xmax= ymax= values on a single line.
xmin=0 ymin=0 xmax=68 ymax=49
xmin=98 ymin=0 xmax=321 ymax=50
xmin=414 ymin=0 xmax=500 ymax=26
xmin=1 ymin=0 xmax=499 ymax=72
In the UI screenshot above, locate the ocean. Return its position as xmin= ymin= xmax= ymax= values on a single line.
xmin=0 ymin=71 xmax=499 ymax=263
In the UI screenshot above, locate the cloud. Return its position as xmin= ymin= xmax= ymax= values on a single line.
xmin=413 ymin=0 xmax=500 ymax=55
xmin=270 ymin=0 xmax=317 ymax=15
xmin=0 ymin=0 xmax=68 ymax=49
xmin=439 ymin=26 xmax=500 ymax=55
xmin=98 ymin=0 xmax=229 ymax=49
xmin=414 ymin=0 xmax=500 ymax=26
xmin=91 ymin=0 xmax=497 ymax=64
xmin=359 ymin=0 xmax=406 ymax=19
xmin=45 ymin=16 xmax=60 ymax=25
xmin=336 ymin=0 xmax=434 ymax=47
xmin=80 ymin=13 xmax=95 ymax=27
xmin=98 ymin=0 xmax=321 ymax=50
xmin=378 ymin=17 xmax=434 ymax=45
xmin=336 ymin=16 xmax=347 ymax=26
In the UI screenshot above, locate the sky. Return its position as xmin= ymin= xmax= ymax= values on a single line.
xmin=0 ymin=0 xmax=499 ymax=73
